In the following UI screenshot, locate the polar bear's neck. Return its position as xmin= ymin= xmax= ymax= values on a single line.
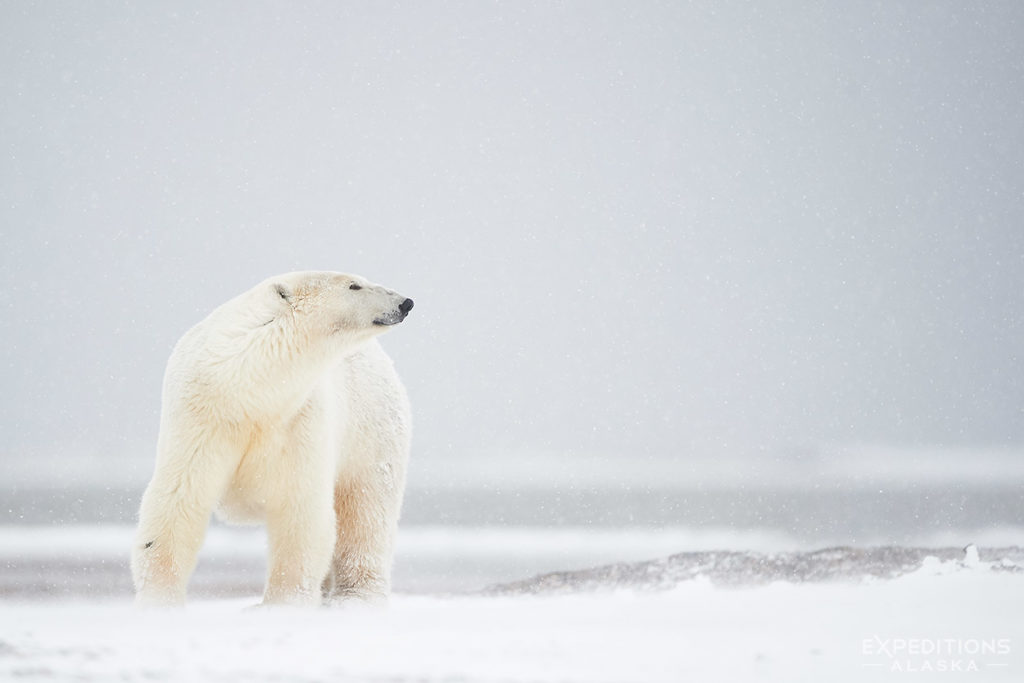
xmin=182 ymin=318 xmax=352 ymax=424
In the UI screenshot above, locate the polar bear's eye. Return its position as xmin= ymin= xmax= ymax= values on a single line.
xmin=349 ymin=283 xmax=362 ymax=291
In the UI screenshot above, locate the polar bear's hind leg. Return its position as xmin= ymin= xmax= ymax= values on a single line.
xmin=324 ymin=461 xmax=404 ymax=602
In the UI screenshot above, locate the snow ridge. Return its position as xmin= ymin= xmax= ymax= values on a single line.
xmin=485 ymin=545 xmax=1024 ymax=595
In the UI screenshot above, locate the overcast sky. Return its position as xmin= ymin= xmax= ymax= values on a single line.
xmin=2 ymin=1 xmax=1023 ymax=475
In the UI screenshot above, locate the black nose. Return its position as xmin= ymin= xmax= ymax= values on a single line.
xmin=399 ymin=298 xmax=414 ymax=314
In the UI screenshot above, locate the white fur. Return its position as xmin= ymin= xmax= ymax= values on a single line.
xmin=131 ymin=271 xmax=413 ymax=607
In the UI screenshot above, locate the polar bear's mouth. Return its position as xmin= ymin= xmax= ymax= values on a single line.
xmin=372 ymin=313 xmax=407 ymax=326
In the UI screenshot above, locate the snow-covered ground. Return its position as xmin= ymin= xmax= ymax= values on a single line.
xmin=1 ymin=547 xmax=1022 ymax=682
xmin=1 ymin=524 xmax=1023 ymax=681
xmin=3 ymin=447 xmax=1021 ymax=680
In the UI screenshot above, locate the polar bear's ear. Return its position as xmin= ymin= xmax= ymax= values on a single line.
xmin=273 ymin=283 xmax=292 ymax=303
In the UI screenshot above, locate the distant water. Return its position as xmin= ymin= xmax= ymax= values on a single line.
xmin=4 ymin=482 xmax=1022 ymax=546
xmin=2 ymin=474 xmax=1022 ymax=599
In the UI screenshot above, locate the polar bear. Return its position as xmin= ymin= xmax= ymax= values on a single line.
xmin=131 ymin=271 xmax=414 ymax=607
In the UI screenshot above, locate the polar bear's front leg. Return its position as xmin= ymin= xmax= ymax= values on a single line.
xmin=261 ymin=403 xmax=337 ymax=607
xmin=132 ymin=436 xmax=238 ymax=607
xmin=263 ymin=490 xmax=336 ymax=607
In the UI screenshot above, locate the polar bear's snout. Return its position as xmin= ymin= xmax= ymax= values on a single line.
xmin=373 ymin=296 xmax=414 ymax=326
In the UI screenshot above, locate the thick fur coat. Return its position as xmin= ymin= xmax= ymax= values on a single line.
xmin=131 ymin=271 xmax=413 ymax=607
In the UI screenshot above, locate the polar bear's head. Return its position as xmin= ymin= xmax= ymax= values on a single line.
xmin=256 ymin=271 xmax=413 ymax=348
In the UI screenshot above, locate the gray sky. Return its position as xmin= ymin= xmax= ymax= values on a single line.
xmin=2 ymin=1 xmax=1023 ymax=472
